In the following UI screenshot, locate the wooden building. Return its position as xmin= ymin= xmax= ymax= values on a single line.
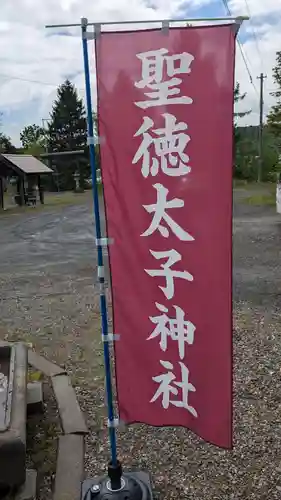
xmin=0 ymin=154 xmax=53 ymax=210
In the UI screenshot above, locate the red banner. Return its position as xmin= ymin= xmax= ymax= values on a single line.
xmin=96 ymin=25 xmax=235 ymax=448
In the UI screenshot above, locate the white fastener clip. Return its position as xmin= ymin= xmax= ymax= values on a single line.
xmin=161 ymin=20 xmax=170 ymax=35
xmin=88 ymin=135 xmax=105 ymax=146
xmin=87 ymin=136 xmax=95 ymax=145
xmin=94 ymin=23 xmax=101 ymax=38
xmin=83 ymin=31 xmax=95 ymax=40
xmin=232 ymin=17 xmax=244 ymax=36
xmin=98 ymin=266 xmax=105 ymax=279
xmin=95 ymin=238 xmax=114 ymax=247
xmin=102 ymin=334 xmax=120 ymax=342
xmin=107 ymin=418 xmax=120 ymax=428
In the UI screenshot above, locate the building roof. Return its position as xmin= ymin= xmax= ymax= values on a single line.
xmin=1 ymin=154 xmax=53 ymax=175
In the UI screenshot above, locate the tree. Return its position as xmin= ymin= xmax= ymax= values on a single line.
xmin=233 ymin=83 xmax=252 ymax=178
xmin=23 ymin=142 xmax=45 ymax=158
xmin=0 ymin=133 xmax=16 ymax=154
xmin=234 ymin=82 xmax=251 ymax=145
xmin=47 ymin=80 xmax=88 ymax=190
xmin=0 ymin=112 xmax=16 ymax=153
xmin=20 ymin=124 xmax=46 ymax=149
xmin=234 ymin=125 xmax=279 ymax=181
xmin=267 ymin=51 xmax=281 ymax=141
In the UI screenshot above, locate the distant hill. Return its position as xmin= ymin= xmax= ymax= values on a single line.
xmin=237 ymin=125 xmax=279 ymax=149
xmin=237 ymin=125 xmax=259 ymax=140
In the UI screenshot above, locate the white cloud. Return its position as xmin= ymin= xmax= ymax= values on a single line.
xmin=232 ymin=0 xmax=281 ymax=126
xmin=229 ymin=0 xmax=280 ymax=17
xmin=0 ymin=0 xmax=280 ymax=145
xmin=0 ymin=0 xmax=187 ymax=144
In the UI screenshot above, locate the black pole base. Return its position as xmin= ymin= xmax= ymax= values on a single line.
xmin=81 ymin=471 xmax=153 ymax=500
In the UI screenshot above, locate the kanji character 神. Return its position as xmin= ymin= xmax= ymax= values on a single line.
xmin=134 ymin=48 xmax=194 ymax=109
xmin=145 ymin=249 xmax=193 ymax=300
xmin=148 ymin=302 xmax=196 ymax=360
xmin=150 ymin=359 xmax=198 ymax=417
xmin=141 ymin=183 xmax=194 ymax=241
xmin=132 ymin=113 xmax=191 ymax=178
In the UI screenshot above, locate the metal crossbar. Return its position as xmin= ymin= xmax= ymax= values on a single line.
xmin=45 ymin=15 xmax=249 ymax=29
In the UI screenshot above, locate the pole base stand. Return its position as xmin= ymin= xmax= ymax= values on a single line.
xmin=81 ymin=471 xmax=153 ymax=499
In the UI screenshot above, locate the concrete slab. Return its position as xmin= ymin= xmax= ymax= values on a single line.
xmin=0 ymin=343 xmax=27 ymax=490
xmin=28 ymin=351 xmax=66 ymax=378
xmin=15 ymin=469 xmax=37 ymax=500
xmin=51 ymin=374 xmax=88 ymax=435
xmin=53 ymin=434 xmax=84 ymax=500
xmin=27 ymin=382 xmax=44 ymax=415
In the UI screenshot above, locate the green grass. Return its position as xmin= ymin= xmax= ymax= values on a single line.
xmin=233 ymin=179 xmax=276 ymax=192
xmin=233 ymin=180 xmax=276 ymax=206
xmin=44 ymin=190 xmax=92 ymax=206
xmin=233 ymin=179 xmax=250 ymax=188
xmin=245 ymin=193 xmax=276 ymax=206
xmin=1 ymin=190 xmax=93 ymax=216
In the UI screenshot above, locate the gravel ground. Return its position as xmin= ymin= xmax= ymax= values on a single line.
xmin=0 ymin=188 xmax=281 ymax=499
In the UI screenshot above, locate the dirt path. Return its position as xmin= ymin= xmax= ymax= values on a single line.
xmin=0 ymin=189 xmax=281 ymax=499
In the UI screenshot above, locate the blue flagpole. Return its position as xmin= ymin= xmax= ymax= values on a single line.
xmin=81 ymin=17 xmax=118 ymax=468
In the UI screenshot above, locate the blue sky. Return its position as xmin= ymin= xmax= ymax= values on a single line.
xmin=0 ymin=0 xmax=279 ymax=146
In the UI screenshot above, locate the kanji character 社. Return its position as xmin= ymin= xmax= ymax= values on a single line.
xmin=150 ymin=359 xmax=198 ymax=417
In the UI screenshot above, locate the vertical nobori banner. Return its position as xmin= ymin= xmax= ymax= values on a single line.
xmin=96 ymin=25 xmax=235 ymax=448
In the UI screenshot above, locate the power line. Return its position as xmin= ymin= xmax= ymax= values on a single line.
xmin=242 ymin=0 xmax=263 ymax=68
xmin=0 ymin=73 xmax=59 ymax=87
xmin=0 ymin=72 xmax=86 ymax=93
xmin=221 ymin=0 xmax=259 ymax=96
xmin=257 ymin=72 xmax=267 ymax=182
xmin=237 ymin=40 xmax=259 ymax=97
xmin=0 ymin=12 xmax=260 ymax=98
xmin=221 ymin=0 xmax=232 ymax=17
xmin=238 ymin=43 xmax=259 ymax=95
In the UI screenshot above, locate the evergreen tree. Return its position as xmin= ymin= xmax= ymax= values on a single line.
xmin=233 ymin=83 xmax=252 ymax=178
xmin=234 ymin=82 xmax=251 ymax=145
xmin=234 ymin=125 xmax=279 ymax=181
xmin=267 ymin=51 xmax=281 ymax=141
xmin=48 ymin=80 xmax=88 ymax=190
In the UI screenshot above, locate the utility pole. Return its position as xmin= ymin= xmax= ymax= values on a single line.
xmin=41 ymin=117 xmax=60 ymax=191
xmin=257 ymin=73 xmax=267 ymax=182
xmin=41 ymin=118 xmax=50 ymax=157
